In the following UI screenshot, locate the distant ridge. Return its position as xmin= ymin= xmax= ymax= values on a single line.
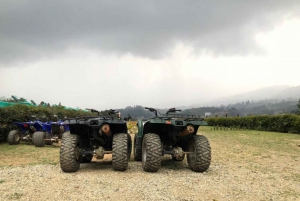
xmin=194 ymin=85 xmax=298 ymax=107
xmin=272 ymin=85 xmax=300 ymax=99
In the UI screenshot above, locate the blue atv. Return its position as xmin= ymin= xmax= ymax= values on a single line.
xmin=7 ymin=119 xmax=42 ymax=145
xmin=32 ymin=117 xmax=69 ymax=147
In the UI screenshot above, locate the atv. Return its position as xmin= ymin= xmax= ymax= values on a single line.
xmin=50 ymin=118 xmax=70 ymax=139
xmin=60 ymin=109 xmax=132 ymax=172
xmin=32 ymin=116 xmax=70 ymax=147
xmin=134 ymin=107 xmax=211 ymax=172
xmin=7 ymin=117 xmax=42 ymax=145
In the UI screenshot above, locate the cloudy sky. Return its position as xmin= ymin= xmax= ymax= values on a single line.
xmin=0 ymin=0 xmax=300 ymax=110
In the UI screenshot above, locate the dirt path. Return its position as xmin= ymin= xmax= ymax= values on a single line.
xmin=1 ymin=144 xmax=299 ymax=200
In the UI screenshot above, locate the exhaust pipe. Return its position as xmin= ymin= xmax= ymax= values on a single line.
xmin=101 ymin=124 xmax=112 ymax=136
xmin=180 ymin=125 xmax=195 ymax=137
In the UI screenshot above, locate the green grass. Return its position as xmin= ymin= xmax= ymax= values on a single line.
xmin=199 ymin=126 xmax=300 ymax=155
xmin=0 ymin=142 xmax=60 ymax=167
xmin=198 ymin=126 xmax=300 ymax=173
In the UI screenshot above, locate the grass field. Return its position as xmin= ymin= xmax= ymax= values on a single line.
xmin=199 ymin=126 xmax=300 ymax=165
xmin=1 ymin=126 xmax=299 ymax=169
xmin=0 ymin=142 xmax=60 ymax=167
xmin=203 ymin=127 xmax=300 ymax=190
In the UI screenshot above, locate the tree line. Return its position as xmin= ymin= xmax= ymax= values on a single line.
xmin=119 ymin=99 xmax=300 ymax=119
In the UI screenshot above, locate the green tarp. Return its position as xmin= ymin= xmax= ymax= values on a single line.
xmin=0 ymin=101 xmax=33 ymax=108
xmin=0 ymin=95 xmax=86 ymax=111
xmin=0 ymin=100 xmax=87 ymax=111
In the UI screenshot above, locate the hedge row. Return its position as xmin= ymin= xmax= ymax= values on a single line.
xmin=0 ymin=104 xmax=92 ymax=142
xmin=205 ymin=114 xmax=300 ymax=134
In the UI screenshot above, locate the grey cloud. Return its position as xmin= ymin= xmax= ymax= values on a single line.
xmin=0 ymin=0 xmax=299 ymax=66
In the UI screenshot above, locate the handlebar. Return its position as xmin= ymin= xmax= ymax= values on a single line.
xmin=144 ymin=107 xmax=161 ymax=117
xmin=166 ymin=108 xmax=181 ymax=115
xmin=86 ymin=108 xmax=101 ymax=115
xmin=86 ymin=108 xmax=120 ymax=117
xmin=108 ymin=109 xmax=119 ymax=116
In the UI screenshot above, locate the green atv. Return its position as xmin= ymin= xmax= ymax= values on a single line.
xmin=134 ymin=107 xmax=211 ymax=172
xmin=60 ymin=109 xmax=132 ymax=172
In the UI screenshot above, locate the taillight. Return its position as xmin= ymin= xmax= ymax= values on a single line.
xmin=23 ymin=123 xmax=29 ymax=128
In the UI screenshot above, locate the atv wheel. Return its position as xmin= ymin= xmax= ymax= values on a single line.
xmin=33 ymin=132 xmax=46 ymax=147
xmin=112 ymin=133 xmax=129 ymax=171
xmin=7 ymin=130 xmax=21 ymax=145
xmin=60 ymin=134 xmax=81 ymax=172
xmin=187 ymin=135 xmax=211 ymax=172
xmin=81 ymin=155 xmax=93 ymax=163
xmin=127 ymin=134 xmax=132 ymax=160
xmin=134 ymin=134 xmax=142 ymax=161
xmin=45 ymin=133 xmax=53 ymax=145
xmin=62 ymin=131 xmax=70 ymax=139
xmin=142 ymin=133 xmax=162 ymax=172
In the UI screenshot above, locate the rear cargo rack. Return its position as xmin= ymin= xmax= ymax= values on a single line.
xmin=64 ymin=115 xmax=121 ymax=122
xmin=155 ymin=114 xmax=204 ymax=121
xmin=64 ymin=116 xmax=105 ymax=121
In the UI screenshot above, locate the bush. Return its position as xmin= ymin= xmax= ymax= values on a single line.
xmin=205 ymin=114 xmax=300 ymax=134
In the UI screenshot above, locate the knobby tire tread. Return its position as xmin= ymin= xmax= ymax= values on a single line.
xmin=112 ymin=133 xmax=129 ymax=171
xmin=142 ymin=133 xmax=162 ymax=172
xmin=188 ymin=135 xmax=211 ymax=172
xmin=60 ymin=134 xmax=80 ymax=172
xmin=134 ymin=134 xmax=142 ymax=161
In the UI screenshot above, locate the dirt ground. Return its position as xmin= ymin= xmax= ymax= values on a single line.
xmin=0 ymin=131 xmax=300 ymax=200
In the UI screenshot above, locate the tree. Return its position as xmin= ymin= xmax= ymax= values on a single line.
xmin=297 ymin=98 xmax=300 ymax=113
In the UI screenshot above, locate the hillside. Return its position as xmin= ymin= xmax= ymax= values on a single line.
xmin=203 ymin=85 xmax=292 ymax=106
xmin=273 ymin=85 xmax=300 ymax=99
xmin=118 ymin=85 xmax=300 ymax=118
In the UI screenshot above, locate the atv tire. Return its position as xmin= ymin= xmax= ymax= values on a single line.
xmin=62 ymin=131 xmax=70 ymax=139
xmin=134 ymin=134 xmax=142 ymax=161
xmin=127 ymin=134 xmax=132 ymax=160
xmin=60 ymin=134 xmax=81 ymax=172
xmin=187 ymin=135 xmax=211 ymax=172
xmin=7 ymin=130 xmax=21 ymax=145
xmin=33 ymin=132 xmax=46 ymax=147
xmin=142 ymin=133 xmax=162 ymax=172
xmin=112 ymin=133 xmax=129 ymax=171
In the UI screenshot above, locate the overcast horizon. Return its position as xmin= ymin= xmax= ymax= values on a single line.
xmin=1 ymin=1 xmax=300 ymax=110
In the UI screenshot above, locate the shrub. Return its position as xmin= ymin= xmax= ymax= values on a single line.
xmin=205 ymin=114 xmax=300 ymax=134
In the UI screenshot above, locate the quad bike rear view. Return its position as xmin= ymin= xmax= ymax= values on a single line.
xmin=60 ymin=109 xmax=131 ymax=172
xmin=134 ymin=107 xmax=211 ymax=172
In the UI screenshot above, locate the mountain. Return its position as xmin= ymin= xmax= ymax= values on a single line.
xmin=202 ymin=85 xmax=296 ymax=106
xmin=272 ymin=85 xmax=300 ymax=100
